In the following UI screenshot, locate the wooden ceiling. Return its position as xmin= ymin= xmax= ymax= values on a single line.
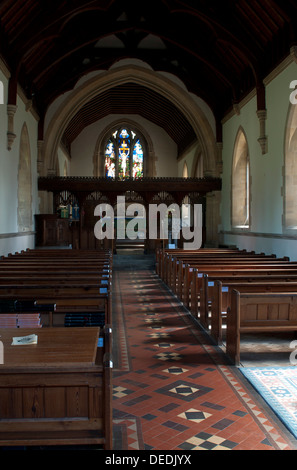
xmin=0 ymin=0 xmax=296 ymax=152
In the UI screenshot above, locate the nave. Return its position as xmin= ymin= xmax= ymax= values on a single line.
xmin=111 ymin=253 xmax=297 ymax=451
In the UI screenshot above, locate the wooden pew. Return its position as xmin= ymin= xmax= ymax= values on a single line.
xmin=226 ymin=290 xmax=297 ymax=365
xmin=0 ymin=324 xmax=113 ymax=449
xmin=167 ymin=250 xmax=280 ymax=289
xmin=168 ymin=254 xmax=279 ymax=294
xmin=157 ymin=248 xmax=297 ymax=315
xmin=164 ymin=249 xmax=261 ymax=287
xmin=0 ymin=285 xmax=110 ymax=327
xmin=158 ymin=248 xmax=297 ymax=368
xmin=189 ymin=266 xmax=297 ymax=318
xmin=0 ymin=299 xmax=56 ymax=328
xmin=159 ymin=248 xmax=284 ymax=296
xmin=156 ymin=247 xmax=245 ymax=280
xmin=211 ymin=278 xmax=297 ymax=344
xmin=199 ymin=272 xmax=297 ymax=326
xmin=0 ymin=249 xmax=112 ymax=327
xmin=0 ymin=249 xmax=114 ymax=449
xmin=161 ymin=250 xmax=270 ymax=295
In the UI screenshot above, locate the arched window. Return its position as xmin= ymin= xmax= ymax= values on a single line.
xmin=105 ymin=127 xmax=144 ymax=179
xmin=182 ymin=162 xmax=188 ymax=178
xmin=232 ymin=129 xmax=250 ymax=228
xmin=18 ymin=123 xmax=32 ymax=232
xmin=284 ymin=104 xmax=297 ymax=230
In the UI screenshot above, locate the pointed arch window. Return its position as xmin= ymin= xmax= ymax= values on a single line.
xmin=105 ymin=127 xmax=144 ymax=179
xmin=18 ymin=123 xmax=32 ymax=232
xmin=232 ymin=129 xmax=250 ymax=228
xmin=284 ymin=103 xmax=297 ymax=230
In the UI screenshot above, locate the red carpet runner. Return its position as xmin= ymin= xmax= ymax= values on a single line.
xmin=112 ymin=264 xmax=297 ymax=450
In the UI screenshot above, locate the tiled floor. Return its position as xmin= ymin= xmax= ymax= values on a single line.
xmin=112 ymin=253 xmax=297 ymax=451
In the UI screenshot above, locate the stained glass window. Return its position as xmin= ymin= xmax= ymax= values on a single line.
xmin=105 ymin=139 xmax=116 ymax=178
xmin=104 ymin=127 xmax=144 ymax=179
xmin=133 ymin=139 xmax=143 ymax=178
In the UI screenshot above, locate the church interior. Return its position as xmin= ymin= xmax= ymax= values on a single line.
xmin=2 ymin=0 xmax=297 ymax=452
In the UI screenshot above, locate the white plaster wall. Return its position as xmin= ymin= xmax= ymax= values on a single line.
xmin=220 ymin=59 xmax=297 ymax=260
xmin=177 ymin=143 xmax=200 ymax=177
xmin=57 ymin=146 xmax=70 ymax=176
xmin=70 ymin=114 xmax=178 ymax=177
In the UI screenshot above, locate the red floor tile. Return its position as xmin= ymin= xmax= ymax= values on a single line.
xmin=112 ymin=266 xmax=297 ymax=451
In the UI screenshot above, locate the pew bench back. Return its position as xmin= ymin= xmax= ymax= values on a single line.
xmin=226 ymin=290 xmax=297 ymax=365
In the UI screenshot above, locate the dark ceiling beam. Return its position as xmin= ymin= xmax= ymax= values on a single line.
xmin=1 ymin=0 xmax=296 ymax=152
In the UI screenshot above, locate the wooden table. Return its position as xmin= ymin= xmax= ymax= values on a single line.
xmin=0 ymin=327 xmax=110 ymax=448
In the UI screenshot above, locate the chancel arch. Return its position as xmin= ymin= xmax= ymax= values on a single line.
xmin=42 ymin=65 xmax=218 ymax=179
xmin=39 ymin=65 xmax=221 ymax=246
xmin=192 ymin=150 xmax=204 ymax=178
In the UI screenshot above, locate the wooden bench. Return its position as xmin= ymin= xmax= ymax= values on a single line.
xmin=166 ymin=250 xmax=280 ymax=284
xmin=158 ymin=248 xmax=287 ymax=299
xmin=0 ymin=325 xmax=113 ymax=449
xmin=199 ymin=272 xmax=297 ymax=324
xmin=168 ymin=254 xmax=280 ymax=294
xmin=156 ymin=247 xmax=247 ymax=280
xmin=189 ymin=266 xmax=297 ymax=318
xmin=180 ymin=259 xmax=296 ymax=304
xmin=161 ymin=249 xmax=263 ymax=286
xmin=0 ymin=249 xmax=112 ymax=327
xmin=0 ymin=250 xmax=113 ymax=449
xmin=0 ymin=284 xmax=110 ymax=327
xmin=226 ymin=290 xmax=297 ymax=365
xmin=210 ymin=278 xmax=297 ymax=344
xmin=157 ymin=248 xmax=297 ymax=368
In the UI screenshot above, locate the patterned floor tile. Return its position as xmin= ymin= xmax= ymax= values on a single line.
xmin=156 ymin=380 xmax=213 ymax=402
xmin=178 ymin=408 xmax=212 ymax=423
xmin=179 ymin=432 xmax=238 ymax=450
xmin=112 ymin=263 xmax=297 ymax=451
xmin=163 ymin=367 xmax=189 ymax=375
xmin=113 ymin=386 xmax=135 ymax=399
xmin=154 ymin=352 xmax=182 ymax=361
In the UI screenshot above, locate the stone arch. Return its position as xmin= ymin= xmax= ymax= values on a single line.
xmin=18 ymin=123 xmax=32 ymax=232
xmin=42 ymin=65 xmax=218 ymax=178
xmin=191 ymin=144 xmax=204 ymax=177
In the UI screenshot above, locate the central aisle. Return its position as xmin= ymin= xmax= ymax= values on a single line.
xmin=111 ymin=253 xmax=297 ymax=451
